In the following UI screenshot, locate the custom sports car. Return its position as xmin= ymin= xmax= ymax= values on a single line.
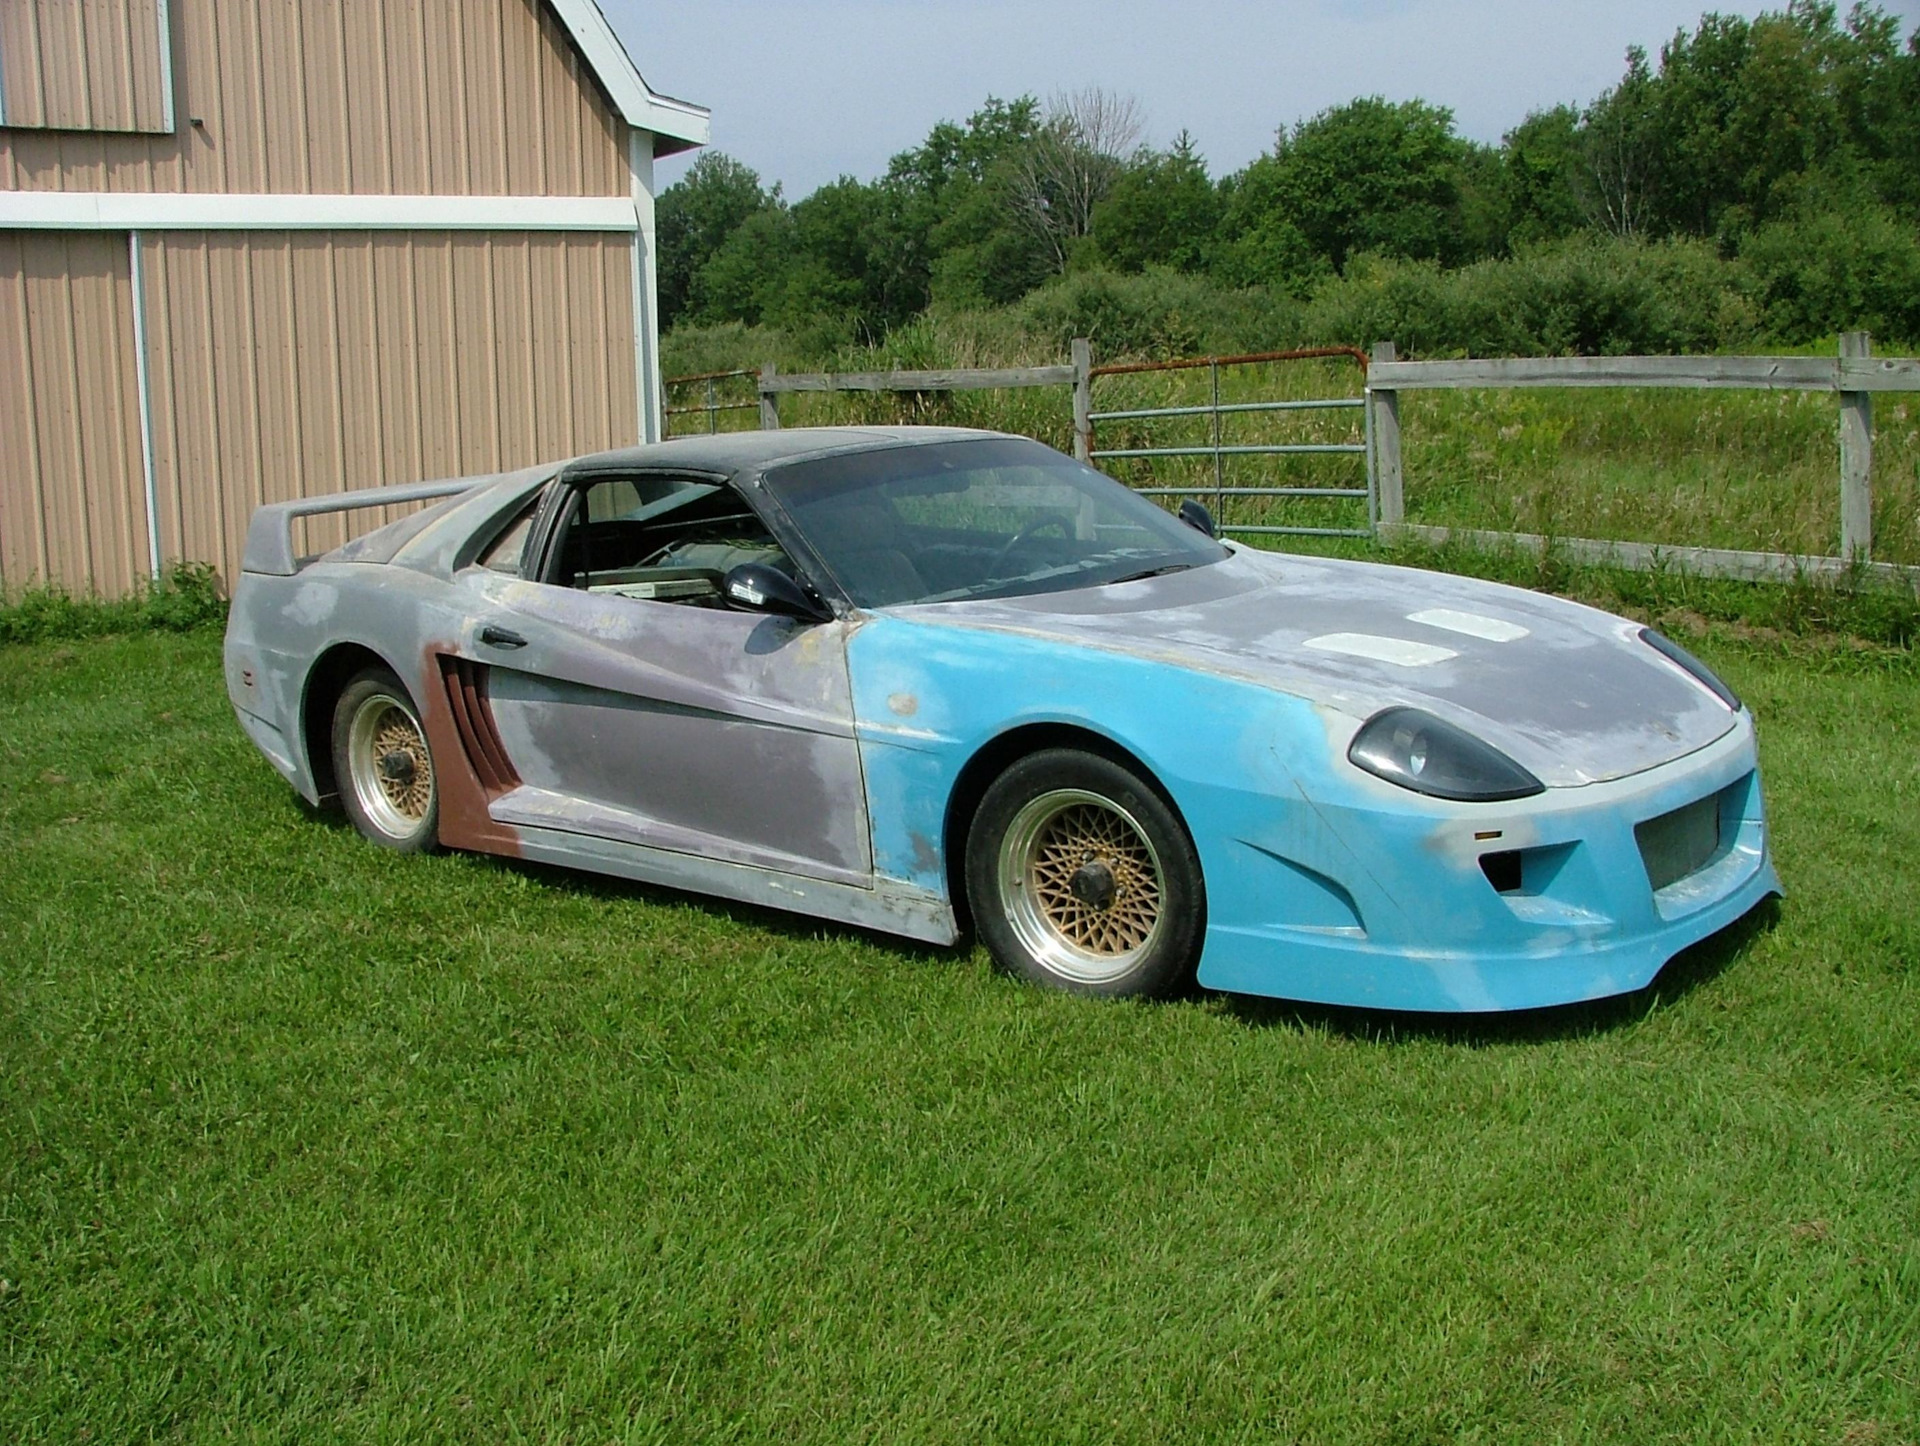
xmin=226 ymin=427 xmax=1779 ymax=1010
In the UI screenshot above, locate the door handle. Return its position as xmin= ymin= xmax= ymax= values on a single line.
xmin=478 ymin=624 xmax=528 ymax=649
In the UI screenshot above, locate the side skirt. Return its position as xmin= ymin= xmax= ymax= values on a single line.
xmin=507 ymin=822 xmax=961 ymax=947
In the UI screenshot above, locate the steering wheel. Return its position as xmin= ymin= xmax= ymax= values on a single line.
xmin=987 ymin=517 xmax=1072 ymax=576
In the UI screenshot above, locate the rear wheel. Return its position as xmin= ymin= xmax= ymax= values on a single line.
xmin=332 ymin=667 xmax=439 ymax=853
xmin=966 ymin=749 xmax=1203 ymax=998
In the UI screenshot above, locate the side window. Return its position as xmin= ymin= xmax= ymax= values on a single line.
xmin=477 ymin=500 xmax=540 ymax=575
xmin=548 ymin=476 xmax=794 ymax=606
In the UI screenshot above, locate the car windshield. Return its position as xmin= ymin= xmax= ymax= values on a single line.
xmin=762 ymin=437 xmax=1228 ymax=608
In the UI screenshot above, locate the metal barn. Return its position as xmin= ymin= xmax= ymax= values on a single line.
xmin=0 ymin=0 xmax=707 ymax=597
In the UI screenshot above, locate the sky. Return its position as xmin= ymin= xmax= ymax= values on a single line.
xmin=604 ymin=0 xmax=1920 ymax=197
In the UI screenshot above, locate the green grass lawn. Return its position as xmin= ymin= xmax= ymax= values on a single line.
xmin=3 ymin=624 xmax=1918 ymax=1443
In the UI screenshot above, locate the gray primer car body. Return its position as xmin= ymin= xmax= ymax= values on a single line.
xmin=225 ymin=426 xmax=1779 ymax=1011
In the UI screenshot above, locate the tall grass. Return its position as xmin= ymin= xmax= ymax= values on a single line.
xmin=665 ymin=307 xmax=1920 ymax=567
xmin=0 ymin=563 xmax=227 ymax=646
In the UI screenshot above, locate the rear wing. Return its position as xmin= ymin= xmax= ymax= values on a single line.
xmin=240 ymin=479 xmax=484 ymax=576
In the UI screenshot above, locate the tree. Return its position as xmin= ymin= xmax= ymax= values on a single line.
xmin=1501 ymin=107 xmax=1587 ymax=246
xmin=1575 ymin=47 xmax=1661 ymax=236
xmin=1089 ymin=133 xmax=1222 ymax=273
xmin=884 ymin=97 xmax=1051 ymax=310
xmin=1009 ymin=88 xmax=1145 ymax=272
xmin=1221 ymin=97 xmax=1473 ymax=276
xmin=655 ymin=152 xmax=776 ymax=330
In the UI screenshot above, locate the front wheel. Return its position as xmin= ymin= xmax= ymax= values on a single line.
xmin=965 ymin=749 xmax=1204 ymax=998
xmin=332 ymin=667 xmax=440 ymax=853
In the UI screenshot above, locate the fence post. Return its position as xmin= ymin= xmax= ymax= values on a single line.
xmin=1071 ymin=338 xmax=1093 ymax=462
xmin=758 ymin=362 xmax=781 ymax=431
xmin=1370 ymin=341 xmax=1403 ymax=528
xmin=1840 ymin=331 xmax=1872 ymax=563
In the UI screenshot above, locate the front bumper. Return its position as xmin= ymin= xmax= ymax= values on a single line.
xmin=1194 ymin=719 xmax=1780 ymax=1012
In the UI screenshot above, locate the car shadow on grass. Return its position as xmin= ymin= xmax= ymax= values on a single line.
xmin=493 ymin=854 xmax=968 ymax=968
xmin=1217 ymin=897 xmax=1782 ymax=1045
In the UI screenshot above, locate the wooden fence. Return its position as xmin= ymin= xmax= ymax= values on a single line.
xmin=681 ymin=334 xmax=1920 ymax=591
xmin=1367 ymin=333 xmax=1920 ymax=589
xmin=754 ymin=345 xmax=1094 ymax=457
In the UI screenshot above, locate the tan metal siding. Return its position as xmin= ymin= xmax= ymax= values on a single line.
xmin=142 ymin=229 xmax=637 ymax=586
xmin=0 ymin=0 xmax=627 ymax=195
xmin=0 ymin=0 xmax=171 ymax=133
xmin=0 ymin=228 xmax=148 ymax=595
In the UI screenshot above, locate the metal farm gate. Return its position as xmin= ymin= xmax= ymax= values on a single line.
xmin=1084 ymin=347 xmax=1375 ymax=539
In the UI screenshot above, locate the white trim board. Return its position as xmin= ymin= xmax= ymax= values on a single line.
xmin=547 ymin=0 xmax=710 ymax=153
xmin=0 ymin=191 xmax=641 ymax=231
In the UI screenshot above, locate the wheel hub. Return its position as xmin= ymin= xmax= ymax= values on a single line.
xmin=1068 ymin=859 xmax=1118 ymax=910
xmin=379 ymin=750 xmax=417 ymax=786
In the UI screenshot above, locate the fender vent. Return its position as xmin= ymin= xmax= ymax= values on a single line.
xmin=439 ymin=656 xmax=519 ymax=795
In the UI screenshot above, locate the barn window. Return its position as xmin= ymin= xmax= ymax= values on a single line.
xmin=0 ymin=0 xmax=175 ymax=133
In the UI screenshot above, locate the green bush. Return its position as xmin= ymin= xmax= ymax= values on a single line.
xmin=0 ymin=562 xmax=226 ymax=647
xmin=1012 ymin=268 xmax=1301 ymax=358
xmin=1740 ymin=205 xmax=1920 ymax=344
xmin=1299 ymin=234 xmax=1768 ymax=356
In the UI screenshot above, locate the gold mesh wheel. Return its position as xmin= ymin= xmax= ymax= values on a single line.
xmin=345 ymin=691 xmax=435 ymax=842
xmin=998 ymin=788 xmax=1167 ymax=985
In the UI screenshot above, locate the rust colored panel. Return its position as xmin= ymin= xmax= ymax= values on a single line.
xmin=439 ymin=655 xmax=520 ymax=794
xmin=419 ymin=644 xmax=521 ymax=856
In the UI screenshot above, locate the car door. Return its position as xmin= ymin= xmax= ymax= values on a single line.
xmin=452 ymin=472 xmax=872 ymax=886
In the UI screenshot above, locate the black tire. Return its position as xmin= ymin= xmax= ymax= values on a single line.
xmin=965 ymin=748 xmax=1204 ymax=998
xmin=330 ymin=666 xmax=440 ymax=853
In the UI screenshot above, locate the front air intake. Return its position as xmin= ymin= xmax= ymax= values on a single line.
xmin=1635 ymin=794 xmax=1722 ymax=893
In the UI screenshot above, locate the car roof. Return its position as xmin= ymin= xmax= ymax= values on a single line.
xmin=561 ymin=426 xmax=1009 ymax=480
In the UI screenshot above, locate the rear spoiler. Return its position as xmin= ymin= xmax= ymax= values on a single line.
xmin=240 ymin=478 xmax=484 ymax=576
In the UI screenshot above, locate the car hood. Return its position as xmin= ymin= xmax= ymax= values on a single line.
xmin=886 ymin=546 xmax=1738 ymax=788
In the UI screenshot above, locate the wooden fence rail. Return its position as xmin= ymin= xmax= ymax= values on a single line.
xmin=1367 ymin=333 xmax=1920 ymax=587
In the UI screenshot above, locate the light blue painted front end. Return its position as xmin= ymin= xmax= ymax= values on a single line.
xmin=847 ymin=615 xmax=1779 ymax=1013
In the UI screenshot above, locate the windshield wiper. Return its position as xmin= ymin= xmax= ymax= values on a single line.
xmin=1105 ymin=561 xmax=1200 ymax=586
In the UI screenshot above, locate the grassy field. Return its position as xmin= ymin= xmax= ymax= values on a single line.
xmin=3 ymin=612 xmax=1918 ymax=1441
xmin=667 ymin=337 xmax=1920 ymax=567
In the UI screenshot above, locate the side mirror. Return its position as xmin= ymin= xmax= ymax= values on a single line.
xmin=1177 ymin=499 xmax=1218 ymax=539
xmin=723 ymin=563 xmax=832 ymax=623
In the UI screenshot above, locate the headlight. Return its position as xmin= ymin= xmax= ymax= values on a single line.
xmin=1639 ymin=628 xmax=1740 ymax=712
xmin=1348 ymin=707 xmax=1545 ymax=802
